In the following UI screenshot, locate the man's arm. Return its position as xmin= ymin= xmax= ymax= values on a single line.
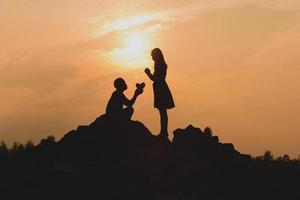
xmin=122 ymin=90 xmax=140 ymax=107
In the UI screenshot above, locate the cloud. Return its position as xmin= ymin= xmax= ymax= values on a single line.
xmin=0 ymin=28 xmax=125 ymax=93
xmin=258 ymin=0 xmax=300 ymax=11
xmin=0 ymin=50 xmax=77 ymax=93
xmin=247 ymin=26 xmax=300 ymax=67
xmin=86 ymin=0 xmax=300 ymax=41
xmin=99 ymin=14 xmax=163 ymax=35
xmin=201 ymin=3 xmax=298 ymax=46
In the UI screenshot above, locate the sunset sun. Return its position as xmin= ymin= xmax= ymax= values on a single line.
xmin=125 ymin=33 xmax=147 ymax=52
xmin=107 ymin=31 xmax=152 ymax=69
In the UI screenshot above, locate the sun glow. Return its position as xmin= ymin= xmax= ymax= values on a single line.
xmin=126 ymin=33 xmax=147 ymax=51
xmin=108 ymin=31 xmax=152 ymax=69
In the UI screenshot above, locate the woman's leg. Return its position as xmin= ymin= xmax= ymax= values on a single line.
xmin=159 ymin=109 xmax=168 ymax=137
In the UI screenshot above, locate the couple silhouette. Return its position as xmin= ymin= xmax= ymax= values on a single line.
xmin=106 ymin=48 xmax=175 ymax=139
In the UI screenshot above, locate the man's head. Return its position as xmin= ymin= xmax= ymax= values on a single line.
xmin=114 ymin=78 xmax=127 ymax=91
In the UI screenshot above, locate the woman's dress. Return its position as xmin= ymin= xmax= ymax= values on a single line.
xmin=152 ymin=64 xmax=175 ymax=110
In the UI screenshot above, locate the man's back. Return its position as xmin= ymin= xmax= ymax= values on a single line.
xmin=106 ymin=90 xmax=125 ymax=114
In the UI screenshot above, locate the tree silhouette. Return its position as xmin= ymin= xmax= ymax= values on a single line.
xmin=24 ymin=140 xmax=34 ymax=150
xmin=40 ymin=135 xmax=56 ymax=146
xmin=10 ymin=142 xmax=25 ymax=155
xmin=0 ymin=141 xmax=8 ymax=158
xmin=263 ymin=150 xmax=273 ymax=162
xmin=204 ymin=127 xmax=212 ymax=137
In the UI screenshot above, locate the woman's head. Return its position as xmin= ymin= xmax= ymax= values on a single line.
xmin=151 ymin=48 xmax=167 ymax=66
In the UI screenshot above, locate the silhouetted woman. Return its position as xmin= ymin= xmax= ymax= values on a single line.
xmin=145 ymin=48 xmax=175 ymax=139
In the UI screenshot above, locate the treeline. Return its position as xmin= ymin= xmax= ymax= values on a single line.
xmin=254 ymin=150 xmax=300 ymax=163
xmin=0 ymin=135 xmax=55 ymax=158
xmin=0 ymin=135 xmax=299 ymax=164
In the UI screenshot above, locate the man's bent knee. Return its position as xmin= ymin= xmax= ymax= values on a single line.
xmin=124 ymin=107 xmax=134 ymax=119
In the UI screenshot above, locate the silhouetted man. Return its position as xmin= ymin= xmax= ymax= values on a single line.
xmin=106 ymin=78 xmax=144 ymax=120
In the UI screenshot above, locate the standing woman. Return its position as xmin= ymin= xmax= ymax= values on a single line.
xmin=145 ymin=48 xmax=175 ymax=139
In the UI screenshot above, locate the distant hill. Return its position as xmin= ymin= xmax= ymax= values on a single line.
xmin=0 ymin=114 xmax=299 ymax=199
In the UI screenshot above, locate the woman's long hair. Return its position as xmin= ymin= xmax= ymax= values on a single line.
xmin=151 ymin=48 xmax=167 ymax=67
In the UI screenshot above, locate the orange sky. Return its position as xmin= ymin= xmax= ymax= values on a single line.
xmin=1 ymin=0 xmax=300 ymax=157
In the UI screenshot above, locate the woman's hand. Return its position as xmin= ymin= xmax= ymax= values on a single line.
xmin=144 ymin=68 xmax=151 ymax=74
xmin=145 ymin=67 xmax=154 ymax=81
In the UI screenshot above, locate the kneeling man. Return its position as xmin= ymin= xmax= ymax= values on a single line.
xmin=106 ymin=78 xmax=145 ymax=120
